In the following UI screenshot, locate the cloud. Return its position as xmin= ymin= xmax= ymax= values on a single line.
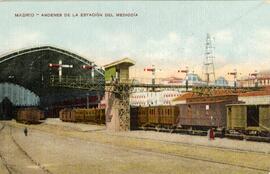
xmin=0 ymin=28 xmax=45 ymax=54
xmin=253 ymin=28 xmax=270 ymax=54
xmin=136 ymin=32 xmax=186 ymax=78
xmin=65 ymin=32 xmax=138 ymax=66
xmin=1 ymin=27 xmax=268 ymax=82
xmin=214 ymin=30 xmax=233 ymax=44
xmin=168 ymin=32 xmax=181 ymax=43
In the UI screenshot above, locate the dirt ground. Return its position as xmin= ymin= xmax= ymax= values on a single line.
xmin=0 ymin=119 xmax=270 ymax=174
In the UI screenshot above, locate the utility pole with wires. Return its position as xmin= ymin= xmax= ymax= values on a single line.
xmin=204 ymin=33 xmax=216 ymax=86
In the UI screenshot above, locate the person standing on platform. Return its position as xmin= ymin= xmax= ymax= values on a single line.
xmin=209 ymin=128 xmax=215 ymax=140
xmin=24 ymin=127 xmax=28 ymax=136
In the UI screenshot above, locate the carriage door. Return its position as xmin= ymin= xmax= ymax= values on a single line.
xmin=247 ymin=105 xmax=259 ymax=127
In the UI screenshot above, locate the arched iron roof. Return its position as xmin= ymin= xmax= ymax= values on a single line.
xmin=0 ymin=45 xmax=104 ymax=76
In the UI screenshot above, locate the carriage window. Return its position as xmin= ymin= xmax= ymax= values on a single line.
xmin=228 ymin=107 xmax=232 ymax=114
xmin=247 ymin=105 xmax=259 ymax=127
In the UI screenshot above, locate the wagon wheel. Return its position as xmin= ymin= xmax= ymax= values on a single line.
xmin=170 ymin=128 xmax=174 ymax=134
xmin=142 ymin=123 xmax=148 ymax=130
xmin=156 ymin=125 xmax=161 ymax=132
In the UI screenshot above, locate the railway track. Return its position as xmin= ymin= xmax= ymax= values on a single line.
xmin=9 ymin=126 xmax=54 ymax=174
xmin=54 ymin=126 xmax=270 ymax=173
xmin=0 ymin=123 xmax=54 ymax=174
xmin=4 ymin=122 xmax=270 ymax=173
xmin=0 ymin=122 xmax=5 ymax=131
xmin=104 ymin=132 xmax=270 ymax=173
xmin=138 ymin=126 xmax=270 ymax=143
xmin=106 ymin=131 xmax=270 ymax=155
xmin=0 ymin=122 xmax=13 ymax=174
xmin=56 ymin=125 xmax=269 ymax=173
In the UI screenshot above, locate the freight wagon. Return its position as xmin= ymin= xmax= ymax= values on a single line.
xmin=59 ymin=108 xmax=73 ymax=122
xmin=135 ymin=106 xmax=179 ymax=129
xmin=16 ymin=107 xmax=44 ymax=124
xmin=177 ymin=100 xmax=235 ymax=130
xmin=59 ymin=108 xmax=105 ymax=124
xmin=227 ymin=104 xmax=270 ymax=136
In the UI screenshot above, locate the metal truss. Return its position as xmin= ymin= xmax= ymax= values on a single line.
xmin=50 ymin=75 xmax=105 ymax=92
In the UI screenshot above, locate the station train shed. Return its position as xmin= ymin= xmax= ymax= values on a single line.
xmin=0 ymin=46 xmax=105 ymax=118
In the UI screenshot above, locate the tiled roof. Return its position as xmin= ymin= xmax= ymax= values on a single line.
xmin=238 ymin=90 xmax=270 ymax=97
xmin=173 ymin=88 xmax=270 ymax=101
xmin=172 ymin=92 xmax=199 ymax=101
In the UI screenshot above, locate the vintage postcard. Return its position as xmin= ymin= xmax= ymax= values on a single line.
xmin=0 ymin=1 xmax=270 ymax=174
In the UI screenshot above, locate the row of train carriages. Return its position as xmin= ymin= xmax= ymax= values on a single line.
xmin=0 ymin=97 xmax=105 ymax=125
xmin=0 ymin=97 xmax=44 ymax=124
xmin=131 ymin=94 xmax=270 ymax=137
xmin=59 ymin=108 xmax=105 ymax=124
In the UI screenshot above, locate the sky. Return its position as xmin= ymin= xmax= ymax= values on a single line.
xmin=0 ymin=1 xmax=270 ymax=81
